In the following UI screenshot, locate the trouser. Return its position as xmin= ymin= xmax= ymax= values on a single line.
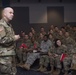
xmin=40 ymin=55 xmax=49 ymax=67
xmin=63 ymin=56 xmax=72 ymax=71
xmin=17 ymin=48 xmax=27 ymax=62
xmin=55 ymin=56 xmax=62 ymax=69
xmin=25 ymin=52 xmax=40 ymax=66
xmin=0 ymin=56 xmax=17 ymax=75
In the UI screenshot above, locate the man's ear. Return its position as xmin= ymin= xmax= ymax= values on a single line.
xmin=4 ymin=13 xmax=6 ymax=17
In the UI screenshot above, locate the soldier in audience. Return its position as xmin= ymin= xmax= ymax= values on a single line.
xmin=48 ymin=29 xmax=56 ymax=39
xmin=19 ymin=37 xmax=40 ymax=70
xmin=17 ymin=34 xmax=31 ymax=66
xmin=72 ymin=26 xmax=76 ymax=41
xmin=40 ymin=27 xmax=46 ymax=35
xmin=48 ymin=39 xmax=67 ymax=75
xmin=30 ymin=27 xmax=37 ymax=40
xmin=37 ymin=33 xmax=44 ymax=45
xmin=37 ymin=34 xmax=52 ymax=72
xmin=48 ymin=33 xmax=54 ymax=44
xmin=20 ymin=31 xmax=25 ymax=39
xmin=54 ymin=26 xmax=60 ymax=39
xmin=28 ymin=31 xmax=34 ymax=40
xmin=49 ymin=24 xmax=55 ymax=31
xmin=61 ymin=27 xmax=66 ymax=35
xmin=71 ymin=47 xmax=76 ymax=70
xmin=65 ymin=23 xmax=71 ymax=32
xmin=63 ymin=31 xmax=76 ymax=75
xmin=64 ymin=31 xmax=76 ymax=48
xmin=58 ymin=30 xmax=65 ymax=44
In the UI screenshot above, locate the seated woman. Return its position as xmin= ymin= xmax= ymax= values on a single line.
xmin=48 ymin=39 xmax=69 ymax=75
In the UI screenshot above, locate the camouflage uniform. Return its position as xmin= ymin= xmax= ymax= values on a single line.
xmin=63 ymin=36 xmax=76 ymax=74
xmin=65 ymin=36 xmax=76 ymax=47
xmin=53 ymin=31 xmax=60 ymax=39
xmin=25 ymin=41 xmax=39 ymax=64
xmin=57 ymin=35 xmax=65 ymax=44
xmin=49 ymin=45 xmax=67 ymax=69
xmin=72 ymin=30 xmax=76 ymax=41
xmin=20 ymin=40 xmax=40 ymax=70
xmin=38 ymin=39 xmax=52 ymax=72
xmin=64 ymin=36 xmax=76 ymax=57
xmin=16 ymin=39 xmax=31 ymax=64
xmin=70 ymin=44 xmax=76 ymax=70
xmin=0 ymin=19 xmax=17 ymax=75
xmin=37 ymin=37 xmax=43 ymax=46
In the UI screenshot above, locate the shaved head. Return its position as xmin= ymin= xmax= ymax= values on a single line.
xmin=2 ymin=7 xmax=14 ymax=22
xmin=2 ymin=7 xmax=14 ymax=15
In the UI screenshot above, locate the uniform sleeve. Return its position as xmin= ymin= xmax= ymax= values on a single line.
xmin=40 ymin=41 xmax=43 ymax=49
xmin=36 ymin=42 xmax=40 ymax=48
xmin=62 ymin=45 xmax=69 ymax=54
xmin=0 ymin=25 xmax=6 ymax=38
xmin=0 ymin=25 xmax=14 ymax=46
xmin=49 ymin=46 xmax=54 ymax=53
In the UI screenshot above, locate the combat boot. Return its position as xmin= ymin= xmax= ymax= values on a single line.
xmin=37 ymin=65 xmax=43 ymax=71
xmin=49 ymin=65 xmax=54 ymax=74
xmin=53 ymin=69 xmax=60 ymax=75
xmin=22 ymin=63 xmax=31 ymax=70
xmin=71 ymin=64 xmax=76 ymax=70
xmin=40 ymin=67 xmax=47 ymax=72
xmin=17 ymin=61 xmax=23 ymax=67
xmin=64 ymin=71 xmax=68 ymax=75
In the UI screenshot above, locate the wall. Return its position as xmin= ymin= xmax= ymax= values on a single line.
xmin=0 ymin=2 xmax=76 ymax=34
xmin=9 ymin=3 xmax=76 ymax=23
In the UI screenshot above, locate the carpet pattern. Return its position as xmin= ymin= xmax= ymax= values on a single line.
xmin=17 ymin=67 xmax=49 ymax=75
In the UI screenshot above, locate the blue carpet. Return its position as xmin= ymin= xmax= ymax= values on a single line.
xmin=17 ymin=67 xmax=76 ymax=75
xmin=16 ymin=67 xmax=49 ymax=75
xmin=0 ymin=67 xmax=75 ymax=75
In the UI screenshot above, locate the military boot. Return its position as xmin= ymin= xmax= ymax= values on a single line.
xmin=49 ymin=65 xmax=54 ymax=74
xmin=37 ymin=65 xmax=44 ymax=71
xmin=45 ymin=66 xmax=54 ymax=75
xmin=40 ymin=67 xmax=47 ymax=72
xmin=53 ymin=69 xmax=60 ymax=75
xmin=64 ymin=71 xmax=68 ymax=75
xmin=23 ymin=63 xmax=31 ymax=70
xmin=17 ymin=61 xmax=23 ymax=67
xmin=71 ymin=64 xmax=76 ymax=70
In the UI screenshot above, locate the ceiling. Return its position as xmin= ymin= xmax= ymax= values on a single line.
xmin=0 ymin=0 xmax=76 ymax=5
xmin=10 ymin=0 xmax=76 ymax=3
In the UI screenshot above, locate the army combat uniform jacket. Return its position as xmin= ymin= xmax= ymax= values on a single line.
xmin=0 ymin=19 xmax=16 ymax=64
